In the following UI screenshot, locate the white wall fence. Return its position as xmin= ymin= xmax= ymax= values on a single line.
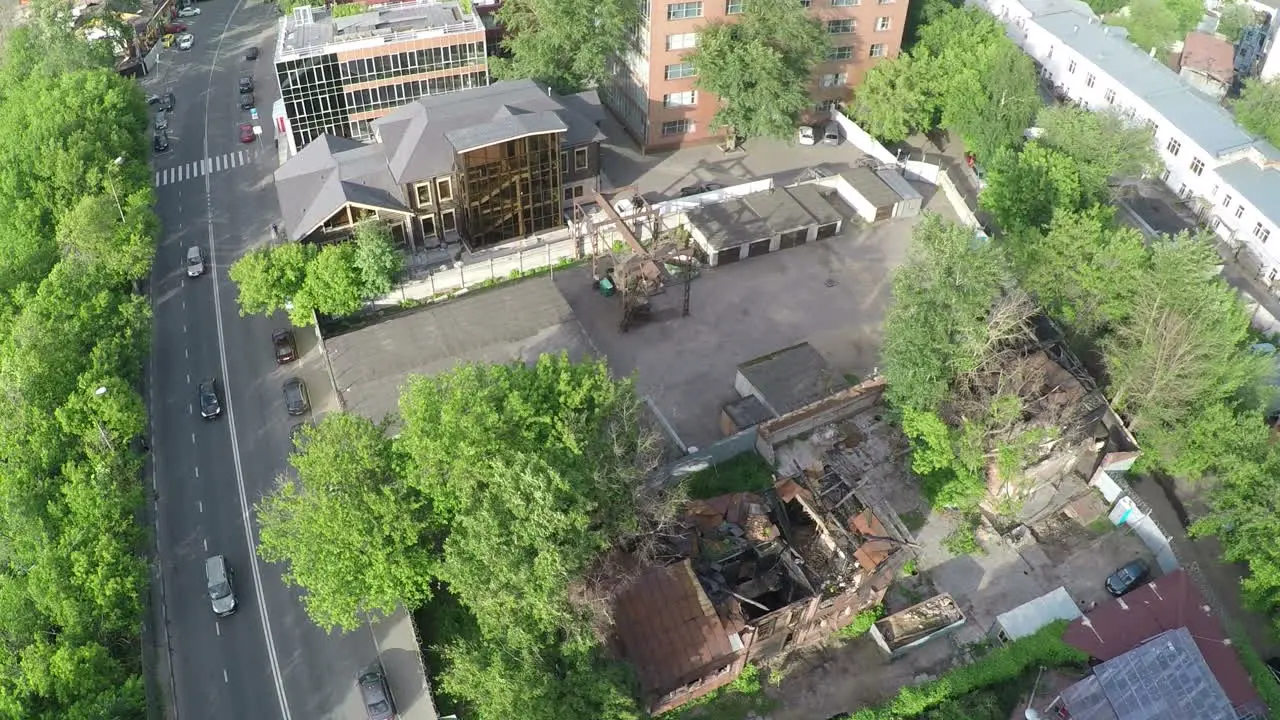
xmin=379 ymin=237 xmax=580 ymax=308
xmin=831 ymin=109 xmax=897 ymax=165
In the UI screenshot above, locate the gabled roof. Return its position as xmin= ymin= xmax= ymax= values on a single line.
xmin=1180 ymin=32 xmax=1235 ymax=85
xmin=373 ymin=78 xmax=607 ymax=184
xmin=1062 ymin=569 xmax=1262 ymax=715
xmin=273 ymin=135 xmax=410 ymax=240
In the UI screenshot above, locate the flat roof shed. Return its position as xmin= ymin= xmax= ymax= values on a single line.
xmin=685 ymin=198 xmax=775 ymax=251
xmin=992 ymin=586 xmax=1081 ymax=641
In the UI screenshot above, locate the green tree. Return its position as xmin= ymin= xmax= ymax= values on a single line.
xmin=901 ymin=408 xmax=986 ymax=509
xmin=1005 ymin=206 xmax=1148 ymax=334
xmin=292 ymin=243 xmax=366 ymax=324
xmin=1216 ymin=2 xmax=1259 ymax=43
xmin=980 ymin=142 xmax=1085 ymax=231
xmin=1234 ymin=79 xmax=1280 ymax=147
xmin=1034 ymin=105 xmax=1160 ymax=197
xmin=1103 ymin=234 xmax=1269 ymax=432
xmin=228 ymin=243 xmax=315 ymax=317
xmin=492 ymin=0 xmax=639 ymax=93
xmin=257 ymin=413 xmax=439 ymax=631
xmin=1122 ymin=0 xmax=1181 ymax=53
xmin=881 ymin=214 xmax=1008 ymax=412
xmin=689 ymin=0 xmax=829 ymax=146
xmin=351 ymin=220 xmax=404 ymax=298
xmin=850 ymin=54 xmax=937 ymax=144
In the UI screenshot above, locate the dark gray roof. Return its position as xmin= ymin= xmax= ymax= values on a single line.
xmin=843 ymin=168 xmax=901 ymax=209
xmin=875 ymin=169 xmax=923 ymax=203
xmin=686 ymin=186 xmax=839 ymax=251
xmin=274 ymin=135 xmax=410 ymax=240
xmin=736 ymin=342 xmax=850 ymax=416
xmin=323 ymin=278 xmax=592 ymax=423
xmin=373 ymin=79 xmax=607 ymax=184
xmin=1060 ymin=628 xmax=1236 ymax=720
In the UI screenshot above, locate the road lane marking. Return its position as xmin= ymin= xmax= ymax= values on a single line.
xmin=223 ymin=669 xmax=228 ymax=684
xmin=185 ymin=348 xmax=189 ymax=358
xmin=198 ymin=501 xmax=203 ymax=513
xmin=216 ymin=621 xmax=220 ymax=636
xmin=189 ymin=403 xmax=193 ymax=414
xmin=186 ymin=374 xmax=190 ymax=384
xmin=183 ymin=324 xmax=187 ymax=333
xmin=194 ymin=466 xmax=199 ymax=478
xmin=205 ymin=3 xmax=293 ymax=716
xmin=203 ymin=538 xmax=208 ymax=551
xmin=191 ymin=433 xmax=196 ymax=444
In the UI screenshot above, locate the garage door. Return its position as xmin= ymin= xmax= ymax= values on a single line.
xmin=747 ymin=239 xmax=771 ymax=258
xmin=875 ymin=204 xmax=893 ymax=222
xmin=778 ymin=229 xmax=806 ymax=249
xmin=717 ymin=246 xmax=742 ymax=265
xmin=815 ymin=222 xmax=839 ymax=240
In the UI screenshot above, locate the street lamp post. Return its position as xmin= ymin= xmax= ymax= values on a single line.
xmin=106 ymin=156 xmax=125 ymax=223
xmin=93 ymin=386 xmax=114 ymax=452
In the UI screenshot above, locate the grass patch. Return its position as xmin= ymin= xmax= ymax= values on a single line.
xmin=1224 ymin=619 xmax=1280 ymax=717
xmin=841 ymin=621 xmax=1087 ymax=720
xmin=663 ymin=664 xmax=777 ymax=720
xmin=683 ymin=452 xmax=775 ymax=499
xmin=1087 ymin=516 xmax=1115 ymax=536
xmin=942 ymin=512 xmax=984 ymax=556
xmin=901 ymin=558 xmax=918 ymax=576
xmin=900 ymin=510 xmax=927 ymax=533
xmin=836 ymin=605 xmax=884 ymax=640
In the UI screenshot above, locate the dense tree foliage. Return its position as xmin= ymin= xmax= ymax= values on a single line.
xmin=0 ymin=8 xmax=156 ymax=718
xmin=490 ymin=0 xmax=639 ymax=93
xmin=1235 ymin=79 xmax=1280 ymax=148
xmin=1033 ymin=106 xmax=1160 ymax=192
xmin=1216 ymin=2 xmax=1259 ymax=43
xmin=257 ymin=353 xmax=673 ymax=718
xmin=851 ymin=5 xmax=1038 ymax=158
xmin=688 ymin=0 xmax=829 ymax=146
xmin=229 ymin=219 xmax=403 ymax=325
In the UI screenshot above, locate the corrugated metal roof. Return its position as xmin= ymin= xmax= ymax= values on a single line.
xmin=994 ymin=586 xmax=1081 ymax=640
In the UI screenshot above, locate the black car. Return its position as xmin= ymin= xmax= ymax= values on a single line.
xmin=239 ymin=93 xmax=255 ymax=110
xmin=153 ymin=131 xmax=169 ymax=153
xmin=161 ymin=92 xmax=175 ymax=111
xmin=272 ymin=329 xmax=297 ymax=364
xmin=678 ymin=182 xmax=726 ymax=197
xmin=245 ymin=47 xmax=259 ymax=60
xmin=238 ymin=76 xmax=253 ymax=94
xmin=198 ymin=378 xmax=222 ymax=419
xmin=282 ymin=377 xmax=309 ymax=416
xmin=1104 ymin=559 xmax=1150 ymax=597
xmin=358 ymin=666 xmax=396 ymax=720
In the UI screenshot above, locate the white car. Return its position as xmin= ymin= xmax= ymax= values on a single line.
xmin=177 ymin=33 xmax=194 ymax=51
xmin=177 ymin=6 xmax=200 ymax=16
xmin=797 ymin=125 xmax=816 ymax=146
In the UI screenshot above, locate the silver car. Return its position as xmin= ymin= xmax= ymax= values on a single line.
xmin=205 ymin=555 xmax=237 ymax=617
xmin=186 ymin=246 xmax=205 ymax=277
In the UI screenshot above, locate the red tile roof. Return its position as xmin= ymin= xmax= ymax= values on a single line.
xmin=612 ymin=560 xmax=736 ymax=696
xmin=1181 ymin=32 xmax=1235 ymax=84
xmin=1062 ymin=569 xmax=1260 ymax=711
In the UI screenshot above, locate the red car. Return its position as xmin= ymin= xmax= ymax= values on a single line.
xmin=239 ymin=123 xmax=255 ymax=143
xmin=164 ymin=23 xmax=187 ymax=33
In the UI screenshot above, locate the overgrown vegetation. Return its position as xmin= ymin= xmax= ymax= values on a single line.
xmin=663 ymin=664 xmax=777 ymax=720
xmin=683 ymin=452 xmax=775 ymax=499
xmin=1234 ymin=79 xmax=1280 ymax=148
xmin=258 ymin=354 xmax=687 ymax=718
xmin=835 ymin=605 xmax=885 ymax=640
xmin=229 ymin=218 xmax=404 ymax=325
xmin=841 ymin=622 xmax=1086 ymax=720
xmin=0 ymin=1 xmax=157 ymax=715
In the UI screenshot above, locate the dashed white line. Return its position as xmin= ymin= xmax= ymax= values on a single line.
xmin=223 ymin=669 xmax=228 ymax=684
xmin=194 ymin=466 xmax=199 ymax=478
xmin=190 ymin=432 xmax=196 ymax=444
xmin=203 ymin=538 xmax=208 ymax=551
xmin=186 ymin=374 xmax=191 ymax=384
xmin=183 ymin=324 xmax=187 ymax=333
xmin=198 ymin=501 xmax=204 ymax=513
xmin=185 ymin=348 xmax=189 ymax=359
xmin=189 ymin=403 xmax=193 ymax=414
xmin=216 ymin=620 xmax=221 ymax=636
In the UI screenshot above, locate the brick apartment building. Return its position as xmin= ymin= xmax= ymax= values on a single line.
xmin=273 ymin=0 xmax=489 ymax=154
xmin=601 ymin=0 xmax=909 ymax=151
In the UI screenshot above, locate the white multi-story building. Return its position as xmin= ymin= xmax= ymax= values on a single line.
xmin=975 ymin=0 xmax=1280 ymax=281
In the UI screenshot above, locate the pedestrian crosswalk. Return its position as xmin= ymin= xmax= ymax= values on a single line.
xmin=154 ymin=150 xmax=252 ymax=187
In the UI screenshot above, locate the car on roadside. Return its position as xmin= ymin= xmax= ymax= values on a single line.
xmin=797 ymin=125 xmax=816 ymax=146
xmin=239 ymin=92 xmax=255 ymax=110
xmin=678 ymin=182 xmax=726 ymax=197
xmin=154 ymin=110 xmax=169 ymax=131
xmin=245 ymin=47 xmax=259 ymax=60
xmin=1104 ymin=558 xmax=1150 ymax=597
xmin=177 ymin=6 xmax=200 ymax=16
xmin=358 ymin=666 xmax=396 ymax=720
xmin=272 ymin=329 xmax=297 ymax=364
xmin=204 ymin=555 xmax=237 ymax=617
xmin=822 ymin=121 xmax=841 ymax=146
xmin=177 ymin=33 xmax=194 ymax=51
xmin=238 ymin=76 xmax=253 ymax=93
xmin=147 ymin=94 xmax=161 ymax=105
xmin=282 ymin=377 xmax=309 ymax=415
xmin=153 ymin=131 xmax=169 ymax=153
xmin=186 ymin=245 xmax=205 ymax=277
xmin=164 ymin=23 xmax=187 ymax=34
xmin=161 ymin=91 xmax=175 ymax=111
xmin=198 ymin=378 xmax=222 ymax=419
xmin=239 ymin=123 xmax=255 ymax=143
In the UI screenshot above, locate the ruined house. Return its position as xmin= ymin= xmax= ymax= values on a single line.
xmin=613 ymin=385 xmax=917 ymax=714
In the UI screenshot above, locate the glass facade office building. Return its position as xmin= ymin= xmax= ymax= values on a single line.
xmin=457 ymin=134 xmax=565 ymax=247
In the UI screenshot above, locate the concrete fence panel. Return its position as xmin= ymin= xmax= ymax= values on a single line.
xmin=831 ymin=109 xmax=897 ymax=165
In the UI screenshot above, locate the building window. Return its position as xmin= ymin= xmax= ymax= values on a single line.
xmin=435 ymin=177 xmax=453 ymax=202
xmin=661 ymin=119 xmax=695 ymax=136
xmin=828 ymin=45 xmax=853 ymax=60
xmin=1085 ymin=73 xmax=1095 ymax=88
xmin=1103 ymin=88 xmax=1115 ymax=104
xmin=441 ymin=209 xmax=456 ymax=232
xmin=875 ymin=16 xmax=891 ymax=30
xmin=832 ymin=0 xmax=858 ymax=6
xmin=815 ymin=98 xmax=838 ymax=112
xmin=413 ymin=182 xmax=432 ymax=207
xmin=877 ymin=0 xmax=893 ymax=4
xmin=574 ymin=147 xmax=589 ymax=171
xmin=1068 ymin=60 xmax=1077 ymax=74
xmin=800 ymin=0 xmax=812 ymax=5
xmin=827 ymin=19 xmax=855 ymax=33
xmin=726 ymin=0 xmax=744 ymax=13
xmin=1189 ymin=157 xmax=1204 ymax=176
xmin=1257 ymin=223 xmax=1272 ymax=243
xmin=820 ymin=72 xmax=848 ymax=87
xmin=1166 ymin=138 xmax=1181 ymax=156
xmin=665 ymin=62 xmax=697 ymax=80
xmin=1159 ymin=168 xmax=1170 ymax=182
xmin=667 ymin=32 xmax=698 ymax=50
xmin=560 ymin=151 xmax=568 ymax=179
xmin=1178 ymin=183 xmax=1187 ymax=198
xmin=1235 ymin=205 xmax=1246 ymax=219
xmin=869 ymin=43 xmax=887 ymax=57
xmin=663 ymin=90 xmax=698 ymax=107
xmin=421 ymin=215 xmax=436 ymax=238
xmin=564 ymin=185 xmax=586 ymax=202
xmin=1223 ymin=193 xmax=1233 ymax=207
xmin=667 ymin=1 xmax=702 ymax=19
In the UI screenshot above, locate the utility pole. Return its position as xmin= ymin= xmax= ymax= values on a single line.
xmin=106 ymin=156 xmax=125 ymax=223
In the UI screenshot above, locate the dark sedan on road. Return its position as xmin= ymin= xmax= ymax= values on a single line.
xmin=239 ymin=92 xmax=255 ymax=110
xmin=283 ymin=377 xmax=309 ymax=416
xmin=358 ymin=666 xmax=396 ymax=720
xmin=1104 ymin=558 xmax=1150 ymax=596
xmin=272 ymin=329 xmax=297 ymax=364
xmin=198 ymin=378 xmax=222 ymax=419
xmin=678 ymin=182 xmax=726 ymax=197
xmin=238 ymin=76 xmax=253 ymax=93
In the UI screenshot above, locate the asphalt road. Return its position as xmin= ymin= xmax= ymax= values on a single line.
xmin=144 ymin=3 xmax=430 ymax=719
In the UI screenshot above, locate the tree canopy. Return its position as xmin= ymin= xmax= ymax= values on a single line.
xmin=0 ymin=7 xmax=157 ymax=717
xmin=689 ymin=0 xmax=829 ymax=145
xmin=1234 ymin=79 xmax=1280 ymax=148
xmin=491 ymin=0 xmax=639 ymax=93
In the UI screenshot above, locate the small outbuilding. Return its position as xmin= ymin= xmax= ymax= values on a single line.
xmin=733 ymin=343 xmax=850 ymax=418
xmin=826 ymin=167 xmax=922 ymax=223
xmin=989 ymin=586 xmax=1082 ymax=644
xmin=686 ymin=186 xmax=843 ymax=267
